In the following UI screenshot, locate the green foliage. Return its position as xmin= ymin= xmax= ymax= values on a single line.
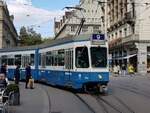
xmin=5 ymin=84 xmax=19 ymax=95
xmin=42 ymin=37 xmax=54 ymax=44
xmin=19 ymin=26 xmax=43 ymax=46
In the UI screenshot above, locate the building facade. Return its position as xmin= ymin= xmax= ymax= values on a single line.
xmin=105 ymin=0 xmax=150 ymax=73
xmin=54 ymin=0 xmax=103 ymax=39
xmin=0 ymin=1 xmax=18 ymax=48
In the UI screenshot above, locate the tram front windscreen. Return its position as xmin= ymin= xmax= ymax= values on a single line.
xmin=90 ymin=47 xmax=107 ymax=68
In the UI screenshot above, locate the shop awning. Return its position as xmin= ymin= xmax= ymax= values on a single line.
xmin=112 ymin=54 xmax=137 ymax=60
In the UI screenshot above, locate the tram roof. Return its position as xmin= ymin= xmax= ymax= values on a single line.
xmin=0 ymin=34 xmax=92 ymax=52
xmin=40 ymin=34 xmax=92 ymax=48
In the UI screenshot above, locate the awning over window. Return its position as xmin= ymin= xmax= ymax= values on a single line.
xmin=112 ymin=54 xmax=137 ymax=60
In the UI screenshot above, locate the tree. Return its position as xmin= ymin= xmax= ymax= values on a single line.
xmin=19 ymin=26 xmax=43 ymax=46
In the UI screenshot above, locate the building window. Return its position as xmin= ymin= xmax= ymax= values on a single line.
xmin=112 ymin=34 xmax=114 ymax=39
xmin=93 ymin=26 xmax=100 ymax=33
xmin=6 ymin=39 xmax=10 ymax=48
xmin=115 ymin=32 xmax=118 ymax=39
xmin=82 ymin=26 xmax=88 ymax=32
xmin=124 ymin=28 xmax=127 ymax=37
xmin=71 ymin=26 xmax=76 ymax=32
xmin=119 ymin=30 xmax=122 ymax=38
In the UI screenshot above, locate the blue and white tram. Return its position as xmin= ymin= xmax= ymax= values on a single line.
xmin=39 ymin=34 xmax=109 ymax=92
xmin=0 ymin=34 xmax=109 ymax=92
xmin=0 ymin=47 xmax=39 ymax=81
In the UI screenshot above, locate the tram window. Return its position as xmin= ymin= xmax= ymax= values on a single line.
xmin=71 ymin=50 xmax=73 ymax=69
xmin=39 ymin=53 xmax=41 ymax=66
xmin=90 ymin=47 xmax=107 ymax=68
xmin=51 ymin=52 xmax=54 ymax=66
xmin=1 ymin=56 xmax=7 ymax=65
xmin=41 ymin=53 xmax=46 ymax=68
xmin=8 ymin=58 xmax=14 ymax=65
xmin=30 ymin=54 xmax=34 ymax=66
xmin=58 ymin=49 xmax=64 ymax=66
xmin=46 ymin=52 xmax=51 ymax=66
xmin=22 ymin=56 xmax=30 ymax=67
xmin=65 ymin=49 xmax=73 ymax=69
xmin=75 ymin=47 xmax=89 ymax=68
xmin=0 ymin=57 xmax=1 ymax=65
xmin=54 ymin=51 xmax=58 ymax=66
xmin=15 ymin=55 xmax=21 ymax=65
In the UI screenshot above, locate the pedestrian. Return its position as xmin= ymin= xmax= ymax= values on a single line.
xmin=122 ymin=64 xmax=126 ymax=76
xmin=128 ymin=64 xmax=134 ymax=76
xmin=0 ymin=63 xmax=9 ymax=85
xmin=25 ymin=63 xmax=31 ymax=89
xmin=14 ymin=64 xmax=20 ymax=85
xmin=117 ymin=65 xmax=121 ymax=75
xmin=0 ymin=63 xmax=7 ymax=77
xmin=113 ymin=65 xmax=118 ymax=74
xmin=0 ymin=73 xmax=8 ymax=88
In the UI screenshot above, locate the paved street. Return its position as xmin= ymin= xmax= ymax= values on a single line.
xmin=78 ymin=74 xmax=150 ymax=113
xmin=9 ymin=74 xmax=150 ymax=113
xmin=10 ymin=83 xmax=93 ymax=113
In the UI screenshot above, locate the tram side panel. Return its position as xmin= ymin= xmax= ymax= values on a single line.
xmin=0 ymin=49 xmax=38 ymax=81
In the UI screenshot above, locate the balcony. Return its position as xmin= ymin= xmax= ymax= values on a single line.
xmin=109 ymin=37 xmax=122 ymax=48
xmin=109 ymin=34 xmax=139 ymax=48
xmin=124 ymin=11 xmax=135 ymax=25
xmin=122 ymin=34 xmax=139 ymax=44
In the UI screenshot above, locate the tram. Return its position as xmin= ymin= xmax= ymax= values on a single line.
xmin=0 ymin=34 xmax=109 ymax=93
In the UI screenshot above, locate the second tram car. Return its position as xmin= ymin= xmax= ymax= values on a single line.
xmin=0 ymin=34 xmax=109 ymax=93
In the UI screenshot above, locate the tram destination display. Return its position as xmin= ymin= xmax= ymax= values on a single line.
xmin=91 ymin=34 xmax=106 ymax=45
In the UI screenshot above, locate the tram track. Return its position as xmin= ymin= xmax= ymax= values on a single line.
xmin=95 ymin=95 xmax=122 ymax=113
xmin=74 ymin=94 xmax=96 ymax=113
xmin=112 ymin=95 xmax=135 ymax=113
xmin=40 ymin=86 xmax=52 ymax=113
xmin=111 ymin=78 xmax=150 ymax=99
xmin=87 ymin=91 xmax=135 ymax=113
xmin=113 ymin=84 xmax=150 ymax=99
xmin=38 ymin=82 xmax=142 ymax=113
xmin=75 ymin=92 xmax=129 ymax=113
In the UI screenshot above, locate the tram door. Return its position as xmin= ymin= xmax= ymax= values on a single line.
xmin=21 ymin=55 xmax=30 ymax=79
xmin=64 ymin=49 xmax=73 ymax=84
xmin=22 ymin=55 xmax=30 ymax=68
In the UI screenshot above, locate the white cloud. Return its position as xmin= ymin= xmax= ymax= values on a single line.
xmin=4 ymin=0 xmax=32 ymax=5
xmin=5 ymin=0 xmax=64 ymax=37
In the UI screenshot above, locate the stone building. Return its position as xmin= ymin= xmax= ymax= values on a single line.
xmin=0 ymin=1 xmax=18 ymax=48
xmin=103 ymin=0 xmax=150 ymax=73
xmin=54 ymin=0 xmax=103 ymax=39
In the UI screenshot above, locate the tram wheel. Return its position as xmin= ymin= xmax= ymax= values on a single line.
xmin=83 ymin=84 xmax=87 ymax=93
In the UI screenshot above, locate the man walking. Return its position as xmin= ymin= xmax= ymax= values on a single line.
xmin=25 ymin=63 xmax=31 ymax=88
xmin=122 ymin=64 xmax=126 ymax=76
xmin=14 ymin=64 xmax=20 ymax=84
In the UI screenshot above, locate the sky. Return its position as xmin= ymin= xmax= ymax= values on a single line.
xmin=4 ymin=0 xmax=79 ymax=38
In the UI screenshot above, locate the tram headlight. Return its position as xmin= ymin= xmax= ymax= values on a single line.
xmin=98 ymin=75 xmax=103 ymax=79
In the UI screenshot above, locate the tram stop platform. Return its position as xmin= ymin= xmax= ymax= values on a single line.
xmin=10 ymin=83 xmax=50 ymax=113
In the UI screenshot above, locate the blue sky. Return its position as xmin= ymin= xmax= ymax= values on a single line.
xmin=32 ymin=0 xmax=78 ymax=10
xmin=6 ymin=0 xmax=79 ymax=38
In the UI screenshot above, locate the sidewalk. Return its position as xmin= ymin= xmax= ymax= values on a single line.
xmin=10 ymin=83 xmax=50 ymax=113
xmin=110 ymin=72 xmax=150 ymax=77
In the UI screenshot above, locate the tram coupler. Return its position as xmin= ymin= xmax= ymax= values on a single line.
xmin=98 ymin=84 xmax=108 ymax=94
